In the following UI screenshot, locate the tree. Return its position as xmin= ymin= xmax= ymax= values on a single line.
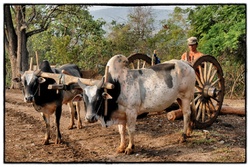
xmin=151 ymin=7 xmax=190 ymax=61
xmin=187 ymin=5 xmax=246 ymax=98
xmin=27 ymin=5 xmax=108 ymax=71
xmin=187 ymin=5 xmax=246 ymax=63
xmin=107 ymin=6 xmax=155 ymax=55
xmin=5 ymin=5 xmax=103 ymax=88
xmin=4 ymin=5 xmax=62 ymax=88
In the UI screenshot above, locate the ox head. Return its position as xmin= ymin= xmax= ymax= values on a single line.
xmin=74 ymin=79 xmax=104 ymax=123
xmin=74 ymin=78 xmax=118 ymax=124
xmin=13 ymin=71 xmax=46 ymax=103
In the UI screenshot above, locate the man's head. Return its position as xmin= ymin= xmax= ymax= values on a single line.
xmin=187 ymin=37 xmax=198 ymax=46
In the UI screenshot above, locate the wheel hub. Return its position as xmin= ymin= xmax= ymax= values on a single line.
xmin=203 ymin=85 xmax=219 ymax=98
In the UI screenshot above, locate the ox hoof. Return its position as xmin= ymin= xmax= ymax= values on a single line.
xmin=187 ymin=129 xmax=192 ymax=137
xmin=116 ymin=146 xmax=126 ymax=153
xmin=124 ymin=147 xmax=134 ymax=155
xmin=178 ymin=134 xmax=187 ymax=143
xmin=77 ymin=123 xmax=82 ymax=129
xmin=43 ymin=140 xmax=50 ymax=145
xmin=68 ymin=125 xmax=74 ymax=130
xmin=55 ymin=138 xmax=62 ymax=144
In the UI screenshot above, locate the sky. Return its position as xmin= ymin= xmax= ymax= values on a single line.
xmin=89 ymin=5 xmax=176 ymax=11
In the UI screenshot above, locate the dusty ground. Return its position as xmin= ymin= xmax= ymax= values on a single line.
xmin=4 ymin=89 xmax=246 ymax=163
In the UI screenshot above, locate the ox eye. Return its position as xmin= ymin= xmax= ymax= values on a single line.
xmin=31 ymin=81 xmax=38 ymax=89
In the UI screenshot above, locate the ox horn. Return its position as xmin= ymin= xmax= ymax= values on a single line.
xmin=34 ymin=69 xmax=42 ymax=76
xmin=29 ymin=57 xmax=33 ymax=71
xmin=97 ymin=77 xmax=105 ymax=89
xmin=77 ymin=79 xmax=87 ymax=90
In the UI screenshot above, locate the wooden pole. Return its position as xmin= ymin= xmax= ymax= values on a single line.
xmin=220 ymin=106 xmax=245 ymax=115
xmin=104 ymin=66 xmax=109 ymax=116
xmin=151 ymin=50 xmax=155 ymax=66
xmin=167 ymin=105 xmax=245 ymax=121
xmin=29 ymin=57 xmax=33 ymax=71
xmin=167 ymin=109 xmax=183 ymax=121
xmin=35 ymin=51 xmax=39 ymax=70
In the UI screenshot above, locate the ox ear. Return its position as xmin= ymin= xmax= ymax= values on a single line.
xmin=12 ymin=72 xmax=23 ymax=83
xmin=72 ymin=94 xmax=83 ymax=102
xmin=77 ymin=79 xmax=86 ymax=90
xmin=38 ymin=77 xmax=46 ymax=84
xmin=13 ymin=77 xmax=21 ymax=83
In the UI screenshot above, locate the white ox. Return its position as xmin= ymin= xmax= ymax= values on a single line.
xmin=76 ymin=55 xmax=196 ymax=154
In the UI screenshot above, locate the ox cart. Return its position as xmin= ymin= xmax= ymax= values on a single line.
xmin=33 ymin=53 xmax=224 ymax=129
xmin=127 ymin=53 xmax=225 ymax=129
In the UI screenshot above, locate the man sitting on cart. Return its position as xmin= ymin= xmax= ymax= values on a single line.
xmin=181 ymin=37 xmax=203 ymax=63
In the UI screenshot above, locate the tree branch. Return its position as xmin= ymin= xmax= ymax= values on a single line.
xmin=26 ymin=5 xmax=61 ymax=38
xmin=26 ymin=26 xmax=47 ymax=37
xmin=27 ymin=5 xmax=37 ymax=24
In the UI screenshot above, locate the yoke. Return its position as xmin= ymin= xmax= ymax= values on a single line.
xmin=35 ymin=70 xmax=114 ymax=90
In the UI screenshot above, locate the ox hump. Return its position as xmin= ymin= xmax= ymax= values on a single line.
xmin=107 ymin=55 xmax=128 ymax=80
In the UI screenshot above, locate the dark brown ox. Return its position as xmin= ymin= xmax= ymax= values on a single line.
xmin=76 ymin=55 xmax=196 ymax=154
xmin=14 ymin=60 xmax=82 ymax=144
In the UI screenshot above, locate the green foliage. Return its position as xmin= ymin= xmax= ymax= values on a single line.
xmin=27 ymin=5 xmax=109 ymax=72
xmin=13 ymin=5 xmax=246 ymax=98
xmin=187 ymin=5 xmax=246 ymax=63
xmin=185 ymin=5 xmax=246 ymax=98
xmin=107 ymin=7 xmax=155 ymax=56
xmin=151 ymin=7 xmax=189 ymax=61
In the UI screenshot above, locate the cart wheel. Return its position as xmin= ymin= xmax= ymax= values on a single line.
xmin=191 ymin=55 xmax=225 ymax=129
xmin=127 ymin=53 xmax=152 ymax=69
xmin=128 ymin=53 xmax=152 ymax=119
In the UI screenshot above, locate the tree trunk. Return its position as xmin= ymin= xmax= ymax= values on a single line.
xmin=5 ymin=5 xmax=29 ymax=89
xmin=4 ymin=5 xmax=63 ymax=89
xmin=167 ymin=109 xmax=183 ymax=121
xmin=220 ymin=106 xmax=245 ymax=115
xmin=21 ymin=33 xmax=29 ymax=71
xmin=16 ymin=5 xmax=25 ymax=73
xmin=4 ymin=5 xmax=20 ymax=89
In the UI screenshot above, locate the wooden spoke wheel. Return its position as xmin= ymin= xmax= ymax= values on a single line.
xmin=191 ymin=55 xmax=225 ymax=129
xmin=127 ymin=53 xmax=152 ymax=69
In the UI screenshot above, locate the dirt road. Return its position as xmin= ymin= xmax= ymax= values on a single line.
xmin=4 ymin=89 xmax=246 ymax=163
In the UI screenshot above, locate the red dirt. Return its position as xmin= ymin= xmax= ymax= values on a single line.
xmin=4 ymin=89 xmax=246 ymax=163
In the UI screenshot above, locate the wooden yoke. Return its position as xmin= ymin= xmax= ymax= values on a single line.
xmin=104 ymin=66 xmax=109 ymax=116
xmin=36 ymin=71 xmax=114 ymax=89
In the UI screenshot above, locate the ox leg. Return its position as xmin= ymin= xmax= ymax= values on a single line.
xmin=41 ymin=113 xmax=50 ymax=145
xmin=55 ymin=106 xmax=62 ymax=144
xmin=124 ymin=112 xmax=137 ymax=155
xmin=178 ymin=98 xmax=192 ymax=143
xmin=116 ymin=124 xmax=126 ymax=153
xmin=75 ymin=101 xmax=82 ymax=129
xmin=67 ymin=102 xmax=75 ymax=130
